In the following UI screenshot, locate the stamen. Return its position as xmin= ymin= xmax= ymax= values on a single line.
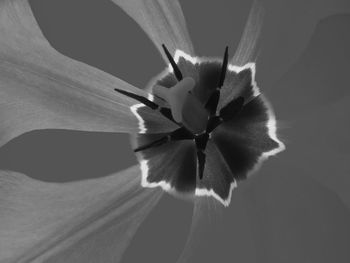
xmin=205 ymin=97 xmax=245 ymax=133
xmin=114 ymin=88 xmax=158 ymax=109
xmin=218 ymin=46 xmax=229 ymax=88
xmin=195 ymin=133 xmax=209 ymax=180
xmin=205 ymin=46 xmax=229 ymax=115
xmin=196 ymin=150 xmax=206 ymax=180
xmin=114 ymin=88 xmax=176 ymax=123
xmin=195 ymin=133 xmax=209 ymax=151
xmin=162 ymin=44 xmax=183 ymax=81
xmin=206 ymin=116 xmax=222 ymax=133
xmin=134 ymin=136 xmax=169 ymax=152
xmin=219 ymin=96 xmax=245 ymax=121
xmin=134 ymin=127 xmax=194 ymax=152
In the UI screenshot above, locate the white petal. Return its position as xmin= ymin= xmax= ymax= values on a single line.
xmin=0 ymin=165 xmax=162 ymax=262
xmin=111 ymin=0 xmax=195 ymax=61
xmin=0 ymin=0 xmax=176 ymax=147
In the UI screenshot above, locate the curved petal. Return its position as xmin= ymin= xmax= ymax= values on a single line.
xmin=288 ymin=96 xmax=350 ymax=155
xmin=177 ymin=161 xmax=350 ymax=263
xmin=231 ymin=0 xmax=350 ymax=87
xmin=281 ymin=96 xmax=350 ymax=208
xmin=212 ymin=94 xmax=284 ymax=180
xmin=110 ymin=0 xmax=195 ymax=61
xmin=0 ymin=165 xmax=162 ymax=262
xmin=132 ymin=134 xmax=197 ymax=196
xmin=266 ymin=14 xmax=350 ymax=121
xmin=195 ymin=141 xmax=236 ymax=207
xmin=133 ymin=133 xmax=238 ymax=205
xmin=0 ymin=0 xmax=176 ymax=147
xmin=231 ymin=0 xmax=264 ymax=66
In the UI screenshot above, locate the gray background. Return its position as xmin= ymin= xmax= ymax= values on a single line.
xmin=1 ymin=0 xmax=350 ymax=262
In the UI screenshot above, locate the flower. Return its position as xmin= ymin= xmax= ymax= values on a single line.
xmin=125 ymin=46 xmax=284 ymax=206
xmin=1 ymin=0 xmax=350 ymax=262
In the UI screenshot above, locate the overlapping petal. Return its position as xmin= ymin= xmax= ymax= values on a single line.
xmin=1 ymin=0 xmax=349 ymax=262
xmin=0 ymin=0 xmax=177 ymax=148
xmin=262 ymin=14 xmax=350 ymax=208
xmin=231 ymin=0 xmax=350 ymax=88
xmin=177 ymin=160 xmax=350 ymax=263
xmin=0 ymin=165 xmax=162 ymax=262
xmin=178 ymin=13 xmax=350 ymax=262
xmin=134 ymin=50 xmax=283 ymax=206
xmin=266 ymin=14 xmax=350 ymax=120
xmin=110 ymin=0 xmax=195 ymax=62
xmin=281 ymin=97 xmax=350 ymax=208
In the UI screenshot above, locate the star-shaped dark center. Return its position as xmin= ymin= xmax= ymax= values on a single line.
xmin=114 ymin=45 xmax=245 ymax=180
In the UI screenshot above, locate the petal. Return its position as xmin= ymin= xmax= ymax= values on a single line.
xmin=111 ymin=0 xmax=195 ymax=61
xmin=195 ymin=141 xmax=236 ymax=207
xmin=134 ymin=134 xmax=236 ymax=206
xmin=0 ymin=0 xmax=176 ymax=147
xmin=231 ymin=0 xmax=350 ymax=87
xmin=133 ymin=134 xmax=197 ymax=195
xmin=266 ymin=14 xmax=350 ymax=121
xmin=289 ymin=95 xmax=350 ymax=155
xmin=230 ymin=0 xmax=264 ymax=66
xmin=212 ymin=95 xmax=284 ymax=180
xmin=178 ymin=161 xmax=350 ymax=263
xmin=280 ymin=96 xmax=350 ymax=208
xmin=0 ymin=165 xmax=162 ymax=262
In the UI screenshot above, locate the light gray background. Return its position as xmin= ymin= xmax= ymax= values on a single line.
xmin=1 ymin=0 xmax=350 ymax=262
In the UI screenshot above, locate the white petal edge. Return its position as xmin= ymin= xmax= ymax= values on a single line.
xmin=0 ymin=0 xmax=176 ymax=148
xmin=134 ymin=50 xmax=285 ymax=207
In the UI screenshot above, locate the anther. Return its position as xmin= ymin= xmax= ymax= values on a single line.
xmin=205 ymin=46 xmax=229 ymax=116
xmin=162 ymin=44 xmax=183 ymax=81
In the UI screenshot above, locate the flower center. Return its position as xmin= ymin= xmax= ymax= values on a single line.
xmin=153 ymin=77 xmax=209 ymax=135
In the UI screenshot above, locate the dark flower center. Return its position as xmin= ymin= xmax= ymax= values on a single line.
xmin=115 ymin=45 xmax=285 ymax=206
xmin=133 ymin=45 xmax=244 ymax=179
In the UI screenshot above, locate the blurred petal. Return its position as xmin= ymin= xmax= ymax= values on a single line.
xmin=280 ymin=96 xmax=350 ymax=208
xmin=0 ymin=165 xmax=162 ymax=262
xmin=266 ymin=14 xmax=350 ymax=121
xmin=0 ymin=0 xmax=176 ymax=147
xmin=111 ymin=0 xmax=195 ymax=61
xmin=177 ymin=160 xmax=350 ymax=263
xmin=232 ymin=0 xmax=350 ymax=87
xmin=289 ymin=96 xmax=350 ymax=155
xmin=231 ymin=0 xmax=264 ymax=66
